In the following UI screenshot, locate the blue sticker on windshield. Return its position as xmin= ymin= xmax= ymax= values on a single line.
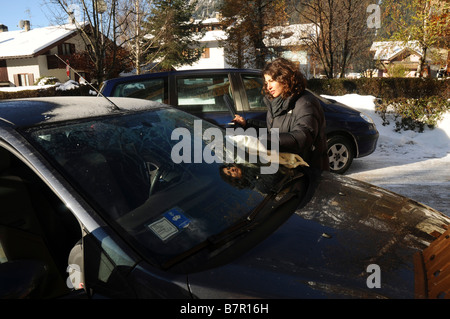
xmin=164 ymin=207 xmax=190 ymax=229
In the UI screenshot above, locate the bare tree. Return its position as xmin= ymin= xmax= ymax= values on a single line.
xmin=47 ymin=0 xmax=125 ymax=84
xmin=292 ymin=0 xmax=375 ymax=78
xmin=115 ymin=0 xmax=160 ymax=74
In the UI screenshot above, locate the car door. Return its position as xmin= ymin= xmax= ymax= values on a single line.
xmin=0 ymin=145 xmax=86 ymax=299
xmin=173 ymin=73 xmax=238 ymax=128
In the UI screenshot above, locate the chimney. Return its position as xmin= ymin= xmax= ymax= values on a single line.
xmin=68 ymin=11 xmax=76 ymax=24
xmin=19 ymin=20 xmax=31 ymax=31
xmin=0 ymin=24 xmax=8 ymax=32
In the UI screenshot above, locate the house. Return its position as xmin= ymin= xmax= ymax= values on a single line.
xmin=370 ymin=41 xmax=447 ymax=77
xmin=176 ymin=15 xmax=230 ymax=71
xmin=176 ymin=15 xmax=316 ymax=78
xmin=120 ymin=10 xmax=317 ymax=76
xmin=120 ymin=14 xmax=229 ymax=75
xmin=264 ymin=23 xmax=318 ymax=78
xmin=0 ymin=21 xmax=88 ymax=87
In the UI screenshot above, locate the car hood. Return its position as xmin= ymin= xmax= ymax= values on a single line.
xmin=322 ymin=100 xmax=360 ymax=115
xmin=187 ymin=171 xmax=450 ymax=298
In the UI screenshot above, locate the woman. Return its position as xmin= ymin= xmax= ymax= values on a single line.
xmin=233 ymin=58 xmax=329 ymax=171
xmin=219 ymin=163 xmax=285 ymax=193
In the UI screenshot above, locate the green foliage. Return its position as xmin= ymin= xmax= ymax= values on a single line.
xmin=386 ymin=64 xmax=409 ymax=78
xmin=375 ymin=96 xmax=449 ymax=132
xmin=143 ymin=0 xmax=203 ymax=70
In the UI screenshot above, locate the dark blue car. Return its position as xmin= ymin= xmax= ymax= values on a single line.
xmin=1 ymin=97 xmax=448 ymax=300
xmin=100 ymin=69 xmax=379 ymax=174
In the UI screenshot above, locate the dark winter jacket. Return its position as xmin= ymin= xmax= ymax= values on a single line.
xmin=247 ymin=90 xmax=329 ymax=171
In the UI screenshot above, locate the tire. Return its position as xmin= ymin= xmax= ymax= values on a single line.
xmin=327 ymin=135 xmax=354 ymax=174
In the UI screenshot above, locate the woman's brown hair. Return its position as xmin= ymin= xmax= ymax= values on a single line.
xmin=262 ymin=58 xmax=307 ymax=99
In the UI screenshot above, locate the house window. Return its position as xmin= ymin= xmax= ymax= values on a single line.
xmin=0 ymin=60 xmax=7 ymax=82
xmin=14 ymin=73 xmax=34 ymax=86
xmin=58 ymin=43 xmax=76 ymax=56
xmin=47 ymin=55 xmax=60 ymax=69
xmin=202 ymin=48 xmax=210 ymax=59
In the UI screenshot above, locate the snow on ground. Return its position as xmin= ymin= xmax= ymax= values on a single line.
xmin=0 ymin=80 xmax=97 ymax=95
xmin=322 ymin=93 xmax=450 ymax=216
xmin=0 ymin=84 xmax=56 ymax=92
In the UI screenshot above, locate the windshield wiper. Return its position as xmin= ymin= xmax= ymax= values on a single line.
xmin=209 ymin=192 xmax=276 ymax=244
xmin=161 ymin=171 xmax=306 ymax=269
xmin=161 ymin=192 xmax=275 ymax=270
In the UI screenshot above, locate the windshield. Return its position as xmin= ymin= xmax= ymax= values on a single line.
xmin=24 ymin=108 xmax=300 ymax=268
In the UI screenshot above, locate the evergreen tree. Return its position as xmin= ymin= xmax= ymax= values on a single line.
xmin=220 ymin=0 xmax=288 ymax=69
xmin=143 ymin=0 xmax=204 ymax=70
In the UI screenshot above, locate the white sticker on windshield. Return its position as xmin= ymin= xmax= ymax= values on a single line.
xmin=148 ymin=217 xmax=178 ymax=241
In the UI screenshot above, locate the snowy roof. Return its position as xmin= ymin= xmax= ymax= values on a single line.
xmin=0 ymin=23 xmax=81 ymax=59
xmin=193 ymin=17 xmax=220 ymax=25
xmin=370 ymin=41 xmax=422 ymax=61
xmin=264 ymin=24 xmax=319 ymax=47
xmin=196 ymin=29 xmax=227 ymax=42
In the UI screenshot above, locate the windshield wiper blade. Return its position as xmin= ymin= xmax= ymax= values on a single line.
xmin=161 ymin=172 xmax=305 ymax=269
xmin=208 ymin=194 xmax=274 ymax=245
xmin=207 ymin=172 xmax=304 ymax=246
xmin=161 ymin=193 xmax=275 ymax=270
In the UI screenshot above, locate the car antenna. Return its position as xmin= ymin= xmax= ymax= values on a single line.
xmin=54 ymin=54 xmax=120 ymax=111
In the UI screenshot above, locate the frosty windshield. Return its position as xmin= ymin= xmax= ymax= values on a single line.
xmin=24 ymin=108 xmax=291 ymax=267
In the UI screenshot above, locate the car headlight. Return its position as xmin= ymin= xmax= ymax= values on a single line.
xmin=360 ymin=112 xmax=374 ymax=124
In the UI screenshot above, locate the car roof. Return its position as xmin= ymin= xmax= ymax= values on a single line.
xmin=0 ymin=96 xmax=166 ymax=128
xmin=103 ymin=68 xmax=262 ymax=84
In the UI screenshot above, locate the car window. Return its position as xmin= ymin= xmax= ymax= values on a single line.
xmin=112 ymin=77 xmax=168 ymax=104
xmin=242 ymin=74 xmax=265 ymax=110
xmin=176 ymin=75 xmax=233 ymax=113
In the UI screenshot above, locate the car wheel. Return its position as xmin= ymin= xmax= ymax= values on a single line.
xmin=327 ymin=135 xmax=354 ymax=174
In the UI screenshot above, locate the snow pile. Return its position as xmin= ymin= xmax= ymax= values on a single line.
xmin=0 ymin=79 xmax=95 ymax=93
xmin=55 ymin=80 xmax=80 ymax=91
xmin=322 ymin=93 xmax=450 ymax=163
xmin=324 ymin=93 xmax=449 ymax=215
xmin=36 ymin=77 xmax=59 ymax=86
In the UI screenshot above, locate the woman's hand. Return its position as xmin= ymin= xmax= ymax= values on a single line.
xmin=232 ymin=114 xmax=246 ymax=127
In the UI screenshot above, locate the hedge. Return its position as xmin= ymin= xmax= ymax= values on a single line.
xmin=1 ymin=77 xmax=447 ymax=100
xmin=308 ymin=77 xmax=449 ymax=99
xmin=1 ymin=77 xmax=448 ymax=131
xmin=308 ymin=78 xmax=450 ymax=131
xmin=375 ymin=96 xmax=450 ymax=132
xmin=0 ymin=85 xmax=92 ymax=100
